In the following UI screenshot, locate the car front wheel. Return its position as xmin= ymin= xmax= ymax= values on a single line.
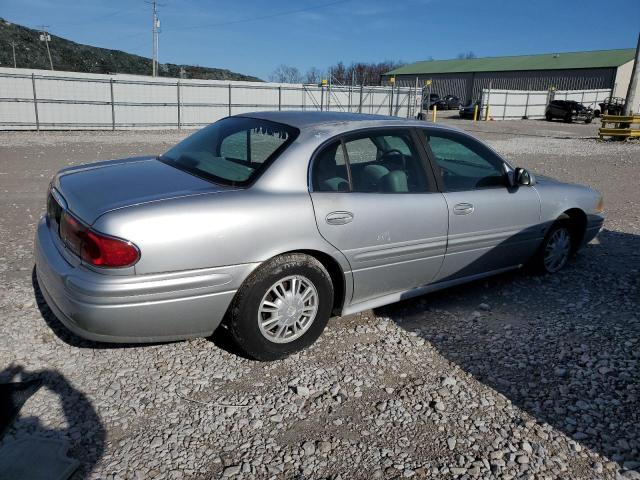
xmin=530 ymin=222 xmax=573 ymax=274
xmin=227 ymin=253 xmax=333 ymax=361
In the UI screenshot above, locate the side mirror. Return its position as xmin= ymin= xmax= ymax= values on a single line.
xmin=515 ymin=167 xmax=536 ymax=186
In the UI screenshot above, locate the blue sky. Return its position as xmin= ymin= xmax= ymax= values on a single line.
xmin=2 ymin=0 xmax=639 ymax=79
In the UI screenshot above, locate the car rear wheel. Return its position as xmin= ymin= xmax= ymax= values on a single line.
xmin=564 ymin=112 xmax=573 ymax=123
xmin=529 ymin=222 xmax=573 ymax=274
xmin=545 ymin=112 xmax=553 ymax=121
xmin=227 ymin=253 xmax=333 ymax=361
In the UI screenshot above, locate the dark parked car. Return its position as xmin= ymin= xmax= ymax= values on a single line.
xmin=459 ymin=100 xmax=482 ymax=119
xmin=545 ymin=100 xmax=593 ymax=123
xmin=439 ymin=95 xmax=461 ymax=110
xmin=417 ymin=93 xmax=441 ymax=118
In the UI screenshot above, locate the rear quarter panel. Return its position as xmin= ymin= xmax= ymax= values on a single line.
xmin=92 ymin=189 xmax=350 ymax=276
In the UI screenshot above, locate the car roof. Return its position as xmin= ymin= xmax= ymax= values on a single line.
xmin=238 ymin=110 xmax=459 ymax=134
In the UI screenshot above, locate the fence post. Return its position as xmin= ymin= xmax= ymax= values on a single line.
xmin=358 ymin=84 xmax=363 ymax=113
xmin=278 ymin=86 xmax=282 ymax=111
xmin=395 ymin=86 xmax=400 ymax=117
xmin=228 ymin=84 xmax=232 ymax=116
xmin=320 ymin=85 xmax=324 ymax=112
xmin=110 ymin=78 xmax=116 ymax=131
xmin=523 ymin=91 xmax=530 ymax=119
xmin=484 ymin=82 xmax=492 ymax=121
xmin=177 ymin=80 xmax=181 ymax=130
xmin=31 ymin=73 xmax=40 ymax=132
xmin=389 ymin=84 xmax=394 ymax=115
xmin=327 ymin=82 xmax=331 ymax=111
xmin=503 ymin=91 xmax=508 ymax=120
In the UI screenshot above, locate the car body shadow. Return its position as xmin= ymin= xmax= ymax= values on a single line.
xmin=378 ymin=229 xmax=639 ymax=467
xmin=0 ymin=364 xmax=106 ymax=479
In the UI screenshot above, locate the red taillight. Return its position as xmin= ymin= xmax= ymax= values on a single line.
xmin=80 ymin=229 xmax=139 ymax=267
xmin=59 ymin=211 xmax=139 ymax=268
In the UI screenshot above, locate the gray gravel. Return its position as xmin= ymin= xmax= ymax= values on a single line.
xmin=0 ymin=118 xmax=638 ymax=479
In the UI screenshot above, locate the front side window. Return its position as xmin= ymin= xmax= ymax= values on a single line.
xmin=312 ymin=130 xmax=430 ymax=193
xmin=160 ymin=117 xmax=299 ymax=186
xmin=420 ymin=130 xmax=506 ymax=191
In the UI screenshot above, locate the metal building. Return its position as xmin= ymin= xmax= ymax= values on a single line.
xmin=383 ymin=49 xmax=636 ymax=103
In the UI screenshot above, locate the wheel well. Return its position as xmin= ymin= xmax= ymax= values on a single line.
xmin=289 ymin=249 xmax=346 ymax=316
xmin=558 ymin=208 xmax=587 ymax=251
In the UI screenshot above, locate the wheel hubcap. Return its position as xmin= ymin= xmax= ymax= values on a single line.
xmin=544 ymin=228 xmax=571 ymax=272
xmin=258 ymin=275 xmax=319 ymax=344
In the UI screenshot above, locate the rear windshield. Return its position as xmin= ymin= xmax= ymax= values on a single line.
xmin=159 ymin=117 xmax=299 ymax=187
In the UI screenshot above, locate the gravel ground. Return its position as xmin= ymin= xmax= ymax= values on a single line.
xmin=0 ymin=118 xmax=638 ymax=480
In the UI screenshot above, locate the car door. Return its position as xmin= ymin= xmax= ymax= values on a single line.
xmin=309 ymin=128 xmax=449 ymax=305
xmin=417 ymin=128 xmax=542 ymax=282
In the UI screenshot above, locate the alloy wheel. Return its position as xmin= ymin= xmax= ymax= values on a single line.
xmin=257 ymin=275 xmax=319 ymax=344
xmin=544 ymin=228 xmax=571 ymax=273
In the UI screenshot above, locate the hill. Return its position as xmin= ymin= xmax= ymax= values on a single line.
xmin=0 ymin=18 xmax=262 ymax=81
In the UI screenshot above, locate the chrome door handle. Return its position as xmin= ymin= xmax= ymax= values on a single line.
xmin=326 ymin=211 xmax=354 ymax=225
xmin=453 ymin=203 xmax=474 ymax=215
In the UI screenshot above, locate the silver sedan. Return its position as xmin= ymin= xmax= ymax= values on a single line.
xmin=35 ymin=112 xmax=604 ymax=360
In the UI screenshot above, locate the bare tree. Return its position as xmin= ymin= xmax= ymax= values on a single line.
xmin=273 ymin=60 xmax=406 ymax=87
xmin=456 ymin=51 xmax=477 ymax=59
xmin=269 ymin=64 xmax=303 ymax=83
xmin=326 ymin=60 xmax=405 ymax=85
xmin=304 ymin=67 xmax=323 ymax=84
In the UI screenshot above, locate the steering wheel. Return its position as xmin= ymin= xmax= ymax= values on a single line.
xmin=377 ymin=149 xmax=406 ymax=170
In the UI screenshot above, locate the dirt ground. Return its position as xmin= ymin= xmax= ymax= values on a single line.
xmin=0 ymin=116 xmax=638 ymax=479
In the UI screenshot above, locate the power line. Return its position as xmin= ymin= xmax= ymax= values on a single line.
xmin=53 ymin=7 xmax=138 ymax=28
xmin=163 ymin=0 xmax=351 ymax=32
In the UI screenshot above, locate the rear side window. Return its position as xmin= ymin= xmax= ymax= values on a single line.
xmin=311 ymin=141 xmax=350 ymax=192
xmin=312 ymin=130 xmax=431 ymax=194
xmin=161 ymin=117 xmax=299 ymax=187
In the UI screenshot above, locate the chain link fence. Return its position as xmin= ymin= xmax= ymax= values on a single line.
xmin=480 ymin=87 xmax=612 ymax=120
xmin=0 ymin=68 xmax=420 ymax=130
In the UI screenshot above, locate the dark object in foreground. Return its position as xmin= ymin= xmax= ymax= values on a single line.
xmin=0 ymin=379 xmax=42 ymax=439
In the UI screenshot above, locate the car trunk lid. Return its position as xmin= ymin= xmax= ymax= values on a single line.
xmin=53 ymin=156 xmax=233 ymax=224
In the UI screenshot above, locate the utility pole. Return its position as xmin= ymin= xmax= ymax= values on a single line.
xmin=10 ymin=41 xmax=16 ymax=68
xmin=624 ymin=32 xmax=640 ymax=115
xmin=149 ymin=0 xmax=161 ymax=77
xmin=38 ymin=26 xmax=54 ymax=71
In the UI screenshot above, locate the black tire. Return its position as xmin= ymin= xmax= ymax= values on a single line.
xmin=563 ymin=112 xmax=573 ymax=123
xmin=545 ymin=112 xmax=553 ymax=122
xmin=416 ymin=112 xmax=424 ymax=120
xmin=227 ymin=253 xmax=333 ymax=361
xmin=584 ymin=118 xmax=592 ymax=124
xmin=528 ymin=221 xmax=573 ymax=275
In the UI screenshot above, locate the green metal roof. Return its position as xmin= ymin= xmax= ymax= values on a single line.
xmin=386 ymin=49 xmax=635 ymax=76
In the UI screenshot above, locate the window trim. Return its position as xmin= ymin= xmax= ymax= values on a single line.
xmin=308 ymin=126 xmax=439 ymax=194
xmin=415 ymin=127 xmax=511 ymax=193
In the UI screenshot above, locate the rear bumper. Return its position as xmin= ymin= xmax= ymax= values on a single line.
xmin=34 ymin=217 xmax=257 ymax=343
